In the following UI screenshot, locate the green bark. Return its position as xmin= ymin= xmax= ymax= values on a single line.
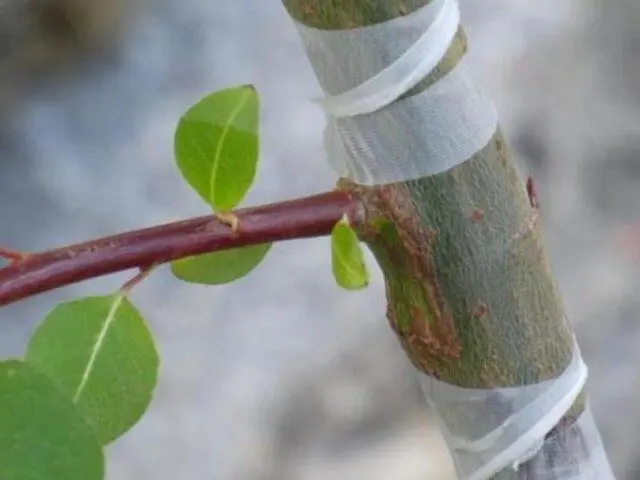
xmin=283 ymin=1 xmax=600 ymax=478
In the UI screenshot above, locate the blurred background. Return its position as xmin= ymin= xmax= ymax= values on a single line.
xmin=0 ymin=0 xmax=639 ymax=478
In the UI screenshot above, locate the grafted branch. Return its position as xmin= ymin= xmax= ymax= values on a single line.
xmin=0 ymin=190 xmax=360 ymax=306
xmin=282 ymin=0 xmax=611 ymax=478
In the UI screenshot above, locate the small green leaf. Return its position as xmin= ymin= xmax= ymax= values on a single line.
xmin=175 ymin=85 xmax=259 ymax=211
xmin=26 ymin=295 xmax=159 ymax=445
xmin=171 ymin=243 xmax=271 ymax=285
xmin=0 ymin=360 xmax=104 ymax=480
xmin=331 ymin=216 xmax=369 ymax=290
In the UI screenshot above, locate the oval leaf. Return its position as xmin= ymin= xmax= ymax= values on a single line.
xmin=0 ymin=360 xmax=104 ymax=480
xmin=26 ymin=295 xmax=159 ymax=445
xmin=331 ymin=216 xmax=369 ymax=290
xmin=171 ymin=243 xmax=271 ymax=285
xmin=174 ymin=85 xmax=259 ymax=211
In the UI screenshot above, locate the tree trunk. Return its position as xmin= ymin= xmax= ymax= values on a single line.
xmin=282 ymin=1 xmax=614 ymax=478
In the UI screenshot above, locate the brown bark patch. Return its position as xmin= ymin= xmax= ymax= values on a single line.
xmin=347 ymin=180 xmax=462 ymax=367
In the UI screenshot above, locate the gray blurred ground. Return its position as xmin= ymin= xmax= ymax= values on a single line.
xmin=0 ymin=0 xmax=639 ymax=478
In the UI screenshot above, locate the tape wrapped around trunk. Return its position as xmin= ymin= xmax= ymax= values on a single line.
xmin=294 ymin=0 xmax=497 ymax=185
xmin=418 ymin=339 xmax=598 ymax=479
xmin=292 ymin=1 xmax=614 ymax=478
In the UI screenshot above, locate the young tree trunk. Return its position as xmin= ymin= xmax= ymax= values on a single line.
xmin=282 ymin=1 xmax=614 ymax=478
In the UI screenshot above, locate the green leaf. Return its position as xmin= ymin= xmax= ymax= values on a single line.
xmin=174 ymin=85 xmax=259 ymax=211
xmin=171 ymin=243 xmax=271 ymax=285
xmin=331 ymin=216 xmax=369 ymax=290
xmin=26 ymin=295 xmax=159 ymax=445
xmin=0 ymin=360 xmax=104 ymax=480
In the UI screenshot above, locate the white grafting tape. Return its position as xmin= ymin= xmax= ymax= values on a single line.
xmin=317 ymin=0 xmax=460 ymax=118
xmin=294 ymin=0 xmax=498 ymax=185
xmin=321 ymin=56 xmax=498 ymax=185
xmin=418 ymin=339 xmax=590 ymax=480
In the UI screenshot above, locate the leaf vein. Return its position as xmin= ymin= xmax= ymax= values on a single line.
xmin=73 ymin=295 xmax=124 ymax=404
xmin=210 ymin=88 xmax=251 ymax=209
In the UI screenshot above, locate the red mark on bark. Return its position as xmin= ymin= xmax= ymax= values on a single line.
xmin=526 ymin=176 xmax=539 ymax=209
xmin=470 ymin=209 xmax=484 ymax=223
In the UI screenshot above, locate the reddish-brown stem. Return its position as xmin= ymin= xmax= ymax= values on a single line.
xmin=0 ymin=190 xmax=359 ymax=307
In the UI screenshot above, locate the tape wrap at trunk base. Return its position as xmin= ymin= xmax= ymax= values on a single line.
xmin=418 ymin=340 xmax=613 ymax=479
